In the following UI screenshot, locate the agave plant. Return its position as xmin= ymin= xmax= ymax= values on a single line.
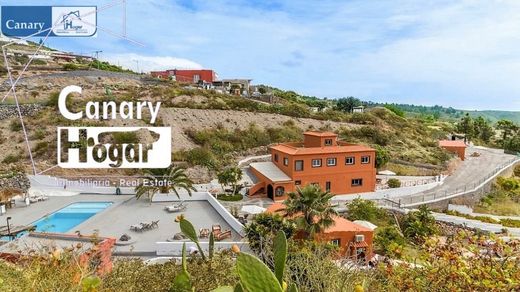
xmin=135 ymin=164 xmax=196 ymax=202
xmin=174 ymin=217 xmax=299 ymax=292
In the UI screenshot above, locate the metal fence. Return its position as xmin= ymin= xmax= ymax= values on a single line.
xmin=376 ymin=177 xmax=440 ymax=190
xmin=380 ymin=157 xmax=520 ymax=208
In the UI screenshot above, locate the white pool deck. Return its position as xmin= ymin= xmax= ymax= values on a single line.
xmin=0 ymin=193 xmax=245 ymax=256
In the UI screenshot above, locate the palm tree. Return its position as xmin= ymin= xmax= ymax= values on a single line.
xmin=135 ymin=164 xmax=196 ymax=202
xmin=284 ymin=184 xmax=338 ymax=239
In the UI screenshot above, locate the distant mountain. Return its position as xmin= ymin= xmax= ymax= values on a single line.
xmin=464 ymin=110 xmax=520 ymax=123
xmin=366 ymin=102 xmax=520 ymax=124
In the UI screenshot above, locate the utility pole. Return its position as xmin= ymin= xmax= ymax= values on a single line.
xmin=133 ymin=59 xmax=140 ymax=74
xmin=6 ymin=217 xmax=12 ymax=240
xmin=93 ymin=50 xmax=103 ymax=69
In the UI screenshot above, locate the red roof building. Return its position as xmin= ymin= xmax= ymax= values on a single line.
xmin=439 ymin=140 xmax=467 ymax=160
xmin=265 ymin=202 xmax=374 ymax=260
xmin=150 ymin=69 xmax=217 ymax=83
xmin=249 ymin=131 xmax=377 ymax=201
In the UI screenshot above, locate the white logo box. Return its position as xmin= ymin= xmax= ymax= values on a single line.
xmin=51 ymin=6 xmax=97 ymax=37
xmin=57 ymin=127 xmax=171 ymax=168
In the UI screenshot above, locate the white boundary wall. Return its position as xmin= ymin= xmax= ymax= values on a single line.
xmin=156 ymin=240 xmax=250 ymax=256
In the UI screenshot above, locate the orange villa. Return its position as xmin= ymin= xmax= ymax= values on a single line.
xmin=266 ymin=203 xmax=374 ymax=260
xmin=249 ymin=131 xmax=377 ymax=201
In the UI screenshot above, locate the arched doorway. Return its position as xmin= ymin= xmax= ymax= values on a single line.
xmin=267 ymin=184 xmax=274 ymax=200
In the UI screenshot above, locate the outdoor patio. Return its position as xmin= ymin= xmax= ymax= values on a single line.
xmin=0 ymin=194 xmax=243 ymax=255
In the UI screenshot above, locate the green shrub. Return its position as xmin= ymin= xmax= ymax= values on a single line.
xmin=62 ymin=63 xmax=79 ymax=71
xmin=32 ymin=59 xmax=47 ymax=65
xmin=45 ymin=91 xmax=62 ymax=109
xmin=216 ymin=193 xmax=243 ymax=201
xmin=346 ymin=198 xmax=383 ymax=222
xmin=31 ymin=129 xmax=47 ymax=140
xmin=375 ymin=226 xmax=406 ymax=257
xmin=347 ymin=112 xmax=377 ymax=124
xmin=9 ymin=119 xmax=22 ymax=131
xmin=2 ymin=154 xmax=20 ymax=164
xmin=387 ymin=178 xmax=401 ymax=188
xmin=496 ymin=176 xmax=520 ymax=191
xmin=186 ymin=147 xmax=218 ymax=168
xmin=112 ymin=131 xmax=139 ymax=144
xmin=384 ymin=104 xmax=405 ymax=117
xmin=514 ymin=165 xmax=520 ymax=177
xmin=341 ymin=126 xmax=392 ymax=146
xmin=34 ymin=141 xmax=49 ymax=155
xmin=500 ymin=218 xmax=520 ymax=228
xmin=402 ymin=206 xmax=437 ymax=242
xmin=375 ymin=146 xmax=390 ymax=168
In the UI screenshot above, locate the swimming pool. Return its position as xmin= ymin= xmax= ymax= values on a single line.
xmin=32 ymin=202 xmax=113 ymax=233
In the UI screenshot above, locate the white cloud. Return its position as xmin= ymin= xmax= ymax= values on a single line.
xmin=102 ymin=53 xmax=203 ymax=73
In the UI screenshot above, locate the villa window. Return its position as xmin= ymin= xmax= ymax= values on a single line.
xmin=275 ymin=186 xmax=285 ymax=197
xmin=345 ymin=156 xmax=355 ymax=165
xmin=327 ymin=157 xmax=337 ymax=166
xmin=324 ymin=138 xmax=333 ymax=146
xmin=295 ymin=160 xmax=304 ymax=171
xmin=283 ymin=157 xmax=289 ymax=166
xmin=326 ymin=181 xmax=331 ymax=192
xmin=361 ymin=156 xmax=370 ymax=164
xmin=311 ymin=159 xmax=322 ymax=168
xmin=274 ymin=154 xmax=279 ymax=162
xmin=331 ymin=239 xmax=340 ymax=246
xmin=295 ymin=180 xmax=301 ymax=186
xmin=352 ymin=178 xmax=363 ymax=187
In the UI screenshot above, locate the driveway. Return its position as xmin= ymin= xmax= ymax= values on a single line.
xmin=393 ymin=147 xmax=518 ymax=206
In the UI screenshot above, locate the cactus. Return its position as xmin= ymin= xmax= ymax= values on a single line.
xmin=176 ymin=219 xmax=299 ymax=292
xmin=81 ymin=275 xmax=101 ymax=292
xmin=236 ymin=252 xmax=283 ymax=292
xmin=232 ymin=230 xmax=299 ymax=292
xmin=171 ymin=243 xmax=194 ymax=292
xmin=179 ymin=218 xmax=207 ymax=260
xmin=273 ymin=230 xmax=288 ymax=286
xmin=209 ymin=232 xmax=215 ymax=260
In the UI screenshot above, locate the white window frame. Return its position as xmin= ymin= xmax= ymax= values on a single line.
xmin=352 ymin=178 xmax=363 ymax=186
xmin=330 ymin=239 xmax=340 ymax=246
xmin=283 ymin=157 xmax=289 ymax=166
xmin=327 ymin=157 xmax=337 ymax=166
xmin=295 ymin=160 xmax=304 ymax=171
xmin=345 ymin=156 xmax=355 ymax=165
xmin=311 ymin=159 xmax=322 ymax=168
xmin=324 ymin=138 xmax=333 ymax=146
xmin=361 ymin=156 xmax=370 ymax=164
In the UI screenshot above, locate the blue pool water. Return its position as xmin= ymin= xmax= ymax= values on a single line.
xmin=32 ymin=202 xmax=112 ymax=233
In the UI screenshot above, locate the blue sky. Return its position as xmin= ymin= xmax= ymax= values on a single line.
xmin=3 ymin=0 xmax=520 ymax=111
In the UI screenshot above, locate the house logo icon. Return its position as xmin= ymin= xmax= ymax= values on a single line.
xmin=62 ymin=10 xmax=83 ymax=31
xmin=52 ymin=6 xmax=97 ymax=37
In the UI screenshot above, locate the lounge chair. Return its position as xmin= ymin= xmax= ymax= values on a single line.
xmin=130 ymin=224 xmax=143 ymax=232
xmin=212 ymin=225 xmax=221 ymax=236
xmin=130 ymin=220 xmax=159 ymax=232
xmin=164 ymin=201 xmax=187 ymax=213
xmin=215 ymin=230 xmax=232 ymax=241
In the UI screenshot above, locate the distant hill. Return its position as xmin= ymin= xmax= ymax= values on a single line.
xmin=464 ymin=110 xmax=520 ymax=123
xmin=366 ymin=102 xmax=520 ymax=124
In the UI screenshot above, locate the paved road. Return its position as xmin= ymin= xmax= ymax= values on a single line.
xmin=391 ymin=147 xmax=518 ymax=206
xmin=432 ymin=212 xmax=520 ymax=237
